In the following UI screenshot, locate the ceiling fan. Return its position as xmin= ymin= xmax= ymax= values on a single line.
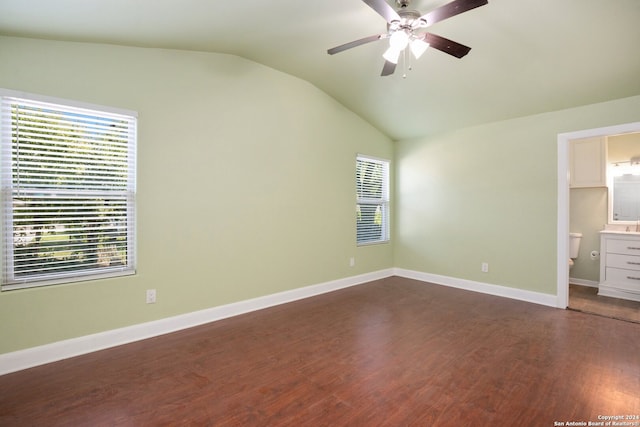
xmin=327 ymin=0 xmax=488 ymax=77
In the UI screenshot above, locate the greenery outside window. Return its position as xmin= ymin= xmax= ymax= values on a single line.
xmin=0 ymin=90 xmax=137 ymax=290
xmin=356 ymin=154 xmax=390 ymax=245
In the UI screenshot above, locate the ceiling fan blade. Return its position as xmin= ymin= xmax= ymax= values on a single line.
xmin=381 ymin=60 xmax=396 ymax=76
xmin=362 ymin=0 xmax=401 ymax=23
xmin=421 ymin=0 xmax=488 ymax=26
xmin=327 ymin=34 xmax=384 ymax=55
xmin=424 ymin=33 xmax=471 ymax=58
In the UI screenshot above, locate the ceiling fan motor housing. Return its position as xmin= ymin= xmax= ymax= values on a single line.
xmin=388 ymin=9 xmax=426 ymax=33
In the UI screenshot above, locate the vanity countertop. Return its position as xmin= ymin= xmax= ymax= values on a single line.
xmin=599 ymin=230 xmax=640 ymax=236
xmin=600 ymin=224 xmax=640 ymax=235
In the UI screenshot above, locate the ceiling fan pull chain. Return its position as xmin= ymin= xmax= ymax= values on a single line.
xmin=402 ymin=48 xmax=408 ymax=78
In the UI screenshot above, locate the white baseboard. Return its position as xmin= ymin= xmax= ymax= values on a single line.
xmin=0 ymin=269 xmax=394 ymax=376
xmin=393 ymin=268 xmax=558 ymax=308
xmin=569 ymin=278 xmax=599 ymax=288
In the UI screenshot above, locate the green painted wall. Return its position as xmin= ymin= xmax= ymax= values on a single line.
xmin=1 ymin=34 xmax=639 ymax=357
xmin=0 ymin=36 xmax=394 ymax=354
xmin=395 ymin=96 xmax=640 ymax=295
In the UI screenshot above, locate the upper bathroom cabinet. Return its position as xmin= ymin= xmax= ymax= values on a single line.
xmin=569 ymin=136 xmax=607 ymax=188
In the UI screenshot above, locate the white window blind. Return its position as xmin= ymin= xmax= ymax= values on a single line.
xmin=0 ymin=93 xmax=137 ymax=290
xmin=356 ymin=155 xmax=389 ymax=245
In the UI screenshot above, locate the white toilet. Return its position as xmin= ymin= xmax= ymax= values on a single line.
xmin=569 ymin=232 xmax=582 ymax=268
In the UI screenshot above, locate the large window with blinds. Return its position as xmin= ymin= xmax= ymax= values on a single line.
xmin=0 ymin=91 xmax=137 ymax=290
xmin=356 ymin=155 xmax=389 ymax=245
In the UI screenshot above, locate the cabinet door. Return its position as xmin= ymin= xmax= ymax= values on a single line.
xmin=570 ymin=137 xmax=606 ymax=188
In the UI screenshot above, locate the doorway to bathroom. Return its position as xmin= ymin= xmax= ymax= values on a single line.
xmin=558 ymin=122 xmax=640 ymax=323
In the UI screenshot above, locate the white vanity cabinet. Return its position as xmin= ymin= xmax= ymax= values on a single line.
xmin=599 ymin=231 xmax=640 ymax=302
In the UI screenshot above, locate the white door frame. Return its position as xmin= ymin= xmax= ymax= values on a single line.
xmin=557 ymin=121 xmax=640 ymax=308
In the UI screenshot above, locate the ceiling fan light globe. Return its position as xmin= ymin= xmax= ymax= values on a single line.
xmin=389 ymin=30 xmax=410 ymax=50
xmin=410 ymin=39 xmax=429 ymax=59
xmin=383 ymin=47 xmax=401 ymax=64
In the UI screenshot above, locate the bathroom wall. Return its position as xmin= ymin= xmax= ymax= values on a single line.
xmin=608 ymin=133 xmax=640 ymax=163
xmin=569 ymin=187 xmax=607 ymax=283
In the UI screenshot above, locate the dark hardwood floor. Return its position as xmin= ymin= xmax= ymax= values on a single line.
xmin=569 ymin=284 xmax=640 ymax=323
xmin=1 ymin=276 xmax=639 ymax=426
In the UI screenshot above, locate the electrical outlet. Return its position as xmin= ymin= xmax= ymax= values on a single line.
xmin=146 ymin=289 xmax=156 ymax=304
xmin=481 ymin=262 xmax=489 ymax=273
xmin=349 ymin=257 xmax=355 ymax=267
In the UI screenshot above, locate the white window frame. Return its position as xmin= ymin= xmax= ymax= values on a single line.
xmin=356 ymin=154 xmax=390 ymax=245
xmin=0 ymin=89 xmax=137 ymax=290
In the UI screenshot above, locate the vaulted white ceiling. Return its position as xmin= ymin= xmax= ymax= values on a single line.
xmin=1 ymin=0 xmax=639 ymax=140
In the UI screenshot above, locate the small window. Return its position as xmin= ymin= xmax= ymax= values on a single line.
xmin=1 ymin=91 xmax=137 ymax=290
xmin=356 ymin=155 xmax=390 ymax=245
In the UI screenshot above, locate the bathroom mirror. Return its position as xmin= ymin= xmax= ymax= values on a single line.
xmin=611 ymin=174 xmax=640 ymax=222
xmin=608 ymin=133 xmax=640 ymax=224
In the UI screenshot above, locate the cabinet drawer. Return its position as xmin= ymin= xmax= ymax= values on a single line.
xmin=606 ymin=253 xmax=640 ymax=271
xmin=604 ymin=267 xmax=640 ymax=292
xmin=606 ymin=238 xmax=640 ymax=255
